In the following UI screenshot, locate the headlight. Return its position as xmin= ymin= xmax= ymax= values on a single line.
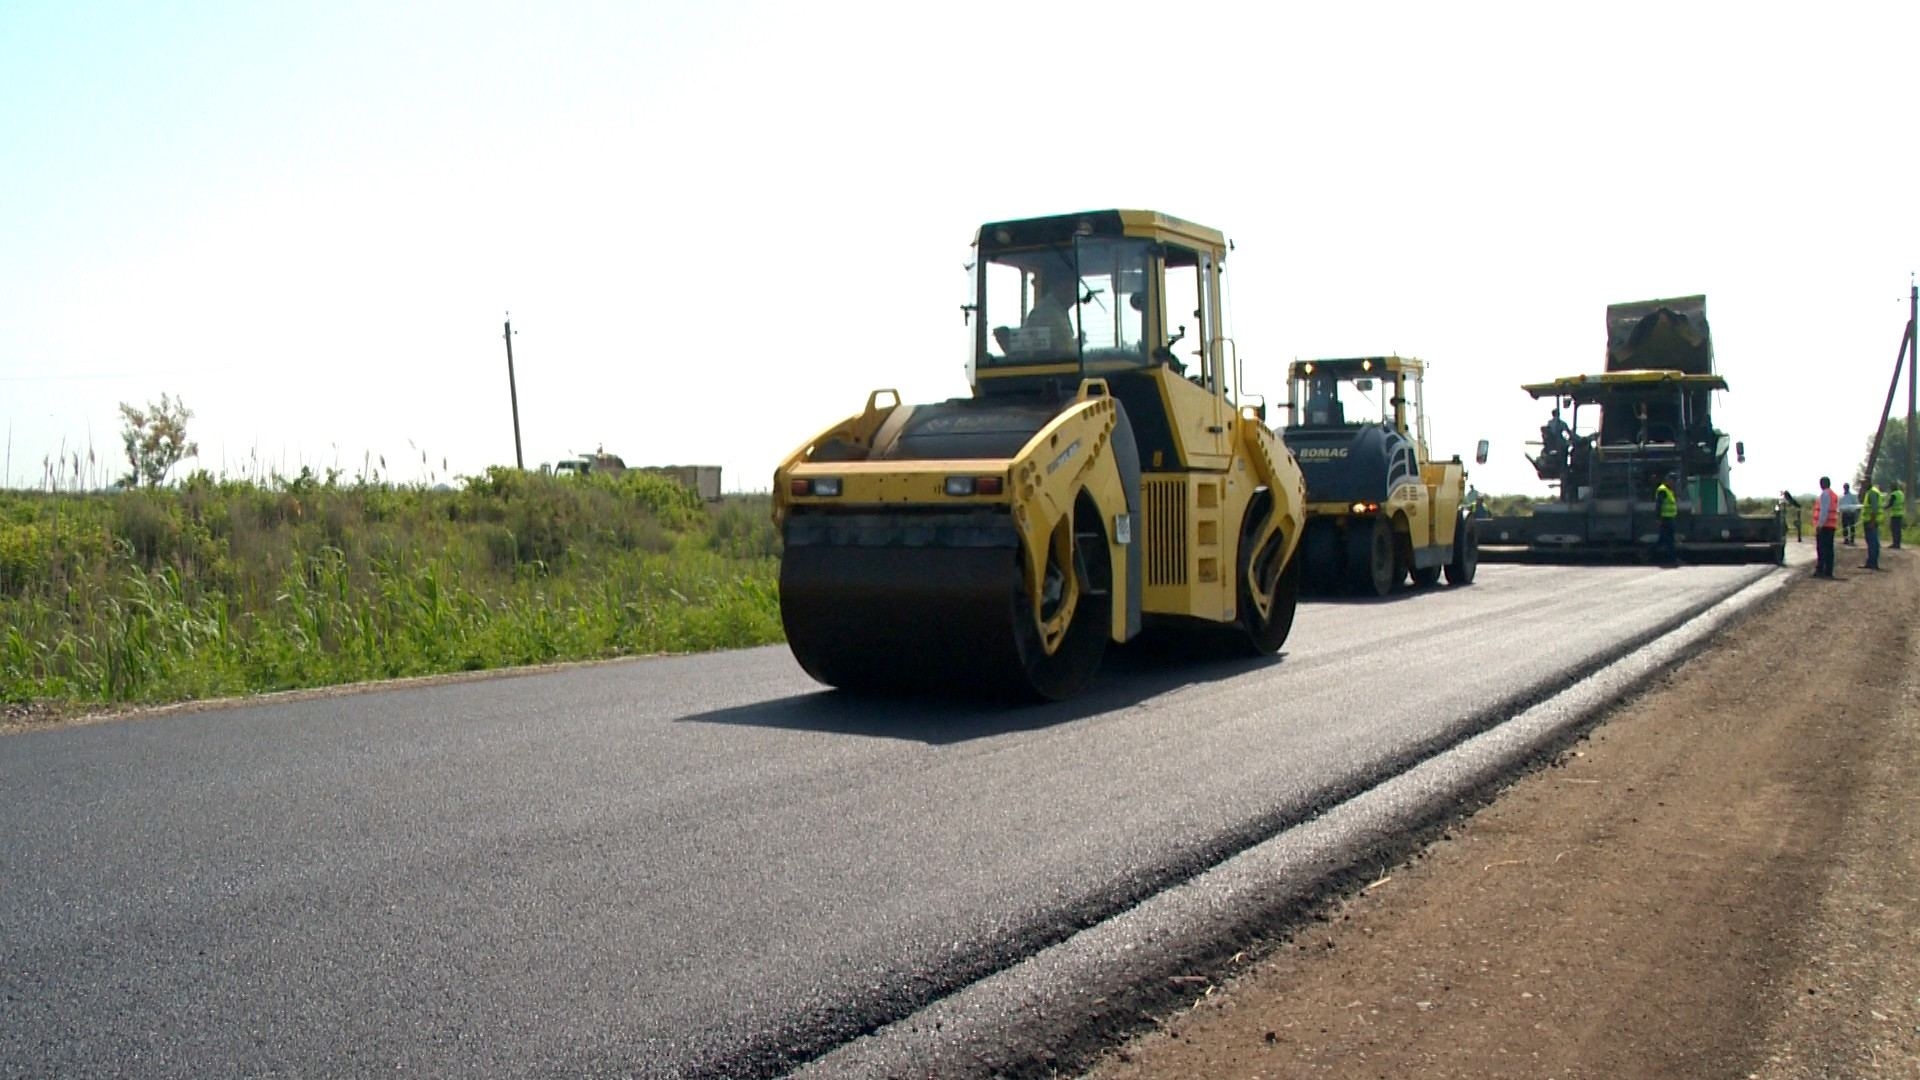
xmin=945 ymin=476 xmax=1004 ymax=497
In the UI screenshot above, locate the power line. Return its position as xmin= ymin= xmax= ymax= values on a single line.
xmin=0 ymin=371 xmax=204 ymax=382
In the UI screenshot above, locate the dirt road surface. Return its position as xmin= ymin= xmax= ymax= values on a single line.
xmin=1089 ymin=550 xmax=1919 ymax=1079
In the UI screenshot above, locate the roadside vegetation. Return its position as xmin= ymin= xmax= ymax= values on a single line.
xmin=0 ymin=467 xmax=781 ymax=709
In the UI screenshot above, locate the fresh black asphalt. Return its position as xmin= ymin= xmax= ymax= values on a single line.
xmin=0 ymin=562 xmax=1775 ymax=1078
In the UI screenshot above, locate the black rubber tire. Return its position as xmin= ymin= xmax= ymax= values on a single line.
xmin=1445 ymin=516 xmax=1479 ymax=585
xmin=1410 ymin=563 xmax=1442 ymax=587
xmin=1346 ymin=516 xmax=1395 ymax=597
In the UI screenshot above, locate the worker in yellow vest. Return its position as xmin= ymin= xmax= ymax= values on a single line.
xmin=1861 ymin=481 xmax=1883 ymax=570
xmin=1653 ymin=472 xmax=1679 ymax=565
xmin=1890 ymin=480 xmax=1906 ymax=550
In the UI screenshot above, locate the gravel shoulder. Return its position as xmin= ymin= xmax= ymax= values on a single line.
xmin=1089 ymin=548 xmax=1920 ymax=1079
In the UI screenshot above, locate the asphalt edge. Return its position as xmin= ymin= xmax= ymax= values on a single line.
xmin=790 ymin=564 xmax=1797 ymax=1079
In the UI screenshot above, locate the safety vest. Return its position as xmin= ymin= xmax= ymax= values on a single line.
xmin=1655 ymin=483 xmax=1678 ymax=519
xmin=1815 ymin=489 xmax=1840 ymax=529
xmin=1891 ymin=488 xmax=1906 ymax=517
xmin=1863 ymin=486 xmax=1883 ymax=526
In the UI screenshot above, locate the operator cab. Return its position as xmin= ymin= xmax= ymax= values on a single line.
xmin=1285 ymin=357 xmax=1415 ymax=437
xmin=967 ymin=211 xmax=1229 ymax=392
xmin=1282 ymin=356 xmax=1431 ymax=503
xmin=963 ymin=210 xmax=1242 ymax=470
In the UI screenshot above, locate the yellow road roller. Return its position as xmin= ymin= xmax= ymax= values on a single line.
xmin=773 ymin=210 xmax=1307 ymax=699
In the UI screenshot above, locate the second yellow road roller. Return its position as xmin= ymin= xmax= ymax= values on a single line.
xmin=773 ymin=210 xmax=1307 ymax=699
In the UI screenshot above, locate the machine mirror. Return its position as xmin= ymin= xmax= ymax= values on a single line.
xmin=1735 ymin=440 xmax=1746 ymax=463
xmin=1475 ymin=439 xmax=1490 ymax=465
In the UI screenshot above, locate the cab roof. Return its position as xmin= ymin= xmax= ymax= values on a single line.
xmin=1522 ymin=370 xmax=1730 ymax=402
xmin=975 ymin=210 xmax=1227 ymax=259
xmin=1290 ymin=355 xmax=1425 ymax=379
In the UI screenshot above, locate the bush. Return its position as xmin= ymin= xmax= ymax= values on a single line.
xmin=618 ymin=472 xmax=703 ymax=526
xmin=0 ymin=470 xmax=784 ymax=708
xmin=0 ymin=522 xmax=49 ymax=596
xmin=114 ymin=492 xmax=182 ymax=568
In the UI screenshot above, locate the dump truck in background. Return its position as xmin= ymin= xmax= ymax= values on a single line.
xmin=773 ymin=209 xmax=1307 ymax=700
xmin=549 ymin=449 xmax=628 ymax=478
xmin=1280 ymin=355 xmax=1481 ymax=595
xmin=1480 ymin=296 xmax=1785 ymax=563
xmin=645 ymin=465 xmax=723 ymax=502
xmin=545 ymin=454 xmax=723 ymax=501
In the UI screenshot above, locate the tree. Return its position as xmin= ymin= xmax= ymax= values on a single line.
xmin=118 ymin=394 xmax=200 ymax=488
xmin=1857 ymin=415 xmax=1913 ymax=491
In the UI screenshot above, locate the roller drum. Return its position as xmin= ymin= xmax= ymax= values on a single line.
xmin=779 ymin=510 xmax=1108 ymax=700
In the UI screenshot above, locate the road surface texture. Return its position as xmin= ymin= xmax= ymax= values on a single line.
xmin=2 ymin=560 xmax=1780 ymax=1078
xmin=1090 ymin=548 xmax=1919 ymax=1079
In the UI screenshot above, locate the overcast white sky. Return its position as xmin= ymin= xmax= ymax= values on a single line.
xmin=4 ymin=1 xmax=1916 ymax=497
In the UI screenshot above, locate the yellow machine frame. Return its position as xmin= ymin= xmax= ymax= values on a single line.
xmin=773 ymin=210 xmax=1306 ymax=697
xmin=1284 ymin=355 xmax=1471 ymax=593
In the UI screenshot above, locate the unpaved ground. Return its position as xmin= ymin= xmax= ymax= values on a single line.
xmin=1090 ymin=550 xmax=1920 ymax=1079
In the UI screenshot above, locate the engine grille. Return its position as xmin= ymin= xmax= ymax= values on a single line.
xmin=1144 ymin=477 xmax=1187 ymax=586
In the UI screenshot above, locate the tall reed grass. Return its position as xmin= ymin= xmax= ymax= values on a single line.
xmin=0 ymin=467 xmax=782 ymax=707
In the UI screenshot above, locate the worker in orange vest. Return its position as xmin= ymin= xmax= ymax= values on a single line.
xmin=1812 ymin=476 xmax=1840 ymax=578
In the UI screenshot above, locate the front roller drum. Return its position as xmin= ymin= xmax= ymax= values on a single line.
xmin=779 ymin=540 xmax=1109 ymax=701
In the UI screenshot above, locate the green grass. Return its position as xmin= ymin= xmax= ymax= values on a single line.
xmin=0 ymin=467 xmax=783 ymax=708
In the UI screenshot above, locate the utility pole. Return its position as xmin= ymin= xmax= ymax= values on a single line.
xmin=503 ymin=315 xmax=525 ymax=471
xmin=1865 ymin=317 xmax=1910 ymax=487
xmin=1908 ymin=281 xmax=1916 ymax=501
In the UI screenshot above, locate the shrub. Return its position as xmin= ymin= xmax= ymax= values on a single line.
xmin=0 ymin=522 xmax=49 ymax=596
xmin=0 ymin=469 xmax=786 ymax=708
